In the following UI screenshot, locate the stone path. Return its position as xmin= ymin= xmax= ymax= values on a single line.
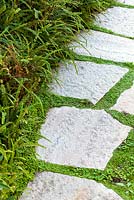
xmin=50 ymin=61 xmax=128 ymax=104
xmin=20 ymin=172 xmax=123 ymax=200
xmin=37 ymin=107 xmax=130 ymax=169
xmin=95 ymin=7 xmax=134 ymax=37
xmin=70 ymin=31 xmax=134 ymax=62
xmin=21 ymin=1 xmax=134 ymax=200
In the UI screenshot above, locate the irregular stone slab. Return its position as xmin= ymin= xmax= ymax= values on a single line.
xmin=118 ymin=0 xmax=134 ymax=5
xmin=20 ymin=172 xmax=123 ymax=200
xmin=37 ymin=107 xmax=131 ymax=170
xmin=50 ymin=61 xmax=128 ymax=104
xmin=96 ymin=7 xmax=134 ymax=37
xmin=111 ymin=83 xmax=134 ymax=115
xmin=70 ymin=30 xmax=134 ymax=62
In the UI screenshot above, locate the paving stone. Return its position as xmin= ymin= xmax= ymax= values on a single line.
xmin=70 ymin=30 xmax=134 ymax=62
xmin=20 ymin=172 xmax=123 ymax=200
xmin=111 ymin=83 xmax=134 ymax=115
xmin=36 ymin=107 xmax=131 ymax=170
xmin=50 ymin=61 xmax=128 ymax=104
xmin=95 ymin=7 xmax=134 ymax=37
xmin=118 ymin=0 xmax=134 ymax=5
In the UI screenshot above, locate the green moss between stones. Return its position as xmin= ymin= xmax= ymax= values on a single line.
xmin=36 ymin=55 xmax=134 ymax=200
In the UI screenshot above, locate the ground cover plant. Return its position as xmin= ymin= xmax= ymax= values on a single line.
xmin=2 ymin=0 xmax=134 ymax=199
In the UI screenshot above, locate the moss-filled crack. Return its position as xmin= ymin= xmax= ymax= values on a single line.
xmin=74 ymin=54 xmax=134 ymax=70
xmin=94 ymin=70 xmax=134 ymax=109
xmin=88 ymin=24 xmax=134 ymax=40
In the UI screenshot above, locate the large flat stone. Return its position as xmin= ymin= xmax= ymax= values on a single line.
xmin=20 ymin=172 xmax=123 ymax=200
xmin=50 ymin=61 xmax=128 ymax=104
xmin=111 ymin=83 xmax=134 ymax=115
xmin=37 ymin=107 xmax=131 ymax=170
xmin=118 ymin=0 xmax=134 ymax=5
xmin=70 ymin=30 xmax=134 ymax=62
xmin=96 ymin=7 xmax=134 ymax=37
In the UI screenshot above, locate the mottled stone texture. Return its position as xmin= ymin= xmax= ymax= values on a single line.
xmin=111 ymin=84 xmax=134 ymax=115
xmin=70 ymin=31 xmax=134 ymax=62
xmin=96 ymin=7 xmax=134 ymax=37
xmin=118 ymin=0 xmax=134 ymax=5
xmin=20 ymin=172 xmax=123 ymax=200
xmin=50 ymin=61 xmax=128 ymax=104
xmin=36 ymin=107 xmax=131 ymax=170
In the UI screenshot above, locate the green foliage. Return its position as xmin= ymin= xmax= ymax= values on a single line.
xmin=0 ymin=0 xmax=116 ymax=199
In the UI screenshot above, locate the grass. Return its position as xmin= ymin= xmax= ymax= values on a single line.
xmin=0 ymin=0 xmax=117 ymax=199
xmin=1 ymin=0 xmax=134 ymax=199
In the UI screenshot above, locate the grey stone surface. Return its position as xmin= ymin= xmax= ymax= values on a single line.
xmin=118 ymin=0 xmax=134 ymax=5
xmin=111 ymin=83 xmax=134 ymax=115
xmin=20 ymin=172 xmax=123 ymax=200
xmin=96 ymin=7 xmax=134 ymax=37
xmin=50 ymin=61 xmax=128 ymax=104
xmin=70 ymin=30 xmax=134 ymax=62
xmin=36 ymin=107 xmax=131 ymax=170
